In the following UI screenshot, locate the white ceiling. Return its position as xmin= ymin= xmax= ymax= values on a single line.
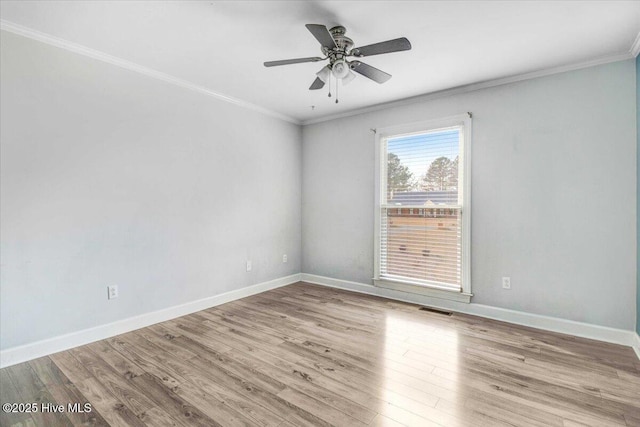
xmin=1 ymin=1 xmax=639 ymax=123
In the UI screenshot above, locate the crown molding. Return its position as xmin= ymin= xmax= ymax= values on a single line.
xmin=2 ymin=19 xmax=635 ymax=128
xmin=0 ymin=19 xmax=301 ymax=125
xmin=630 ymin=31 xmax=640 ymax=57
xmin=302 ymin=51 xmax=633 ymax=126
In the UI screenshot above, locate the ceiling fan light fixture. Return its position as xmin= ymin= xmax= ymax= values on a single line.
xmin=331 ymin=59 xmax=350 ymax=79
xmin=316 ymin=65 xmax=331 ymax=83
xmin=342 ymin=70 xmax=356 ymax=85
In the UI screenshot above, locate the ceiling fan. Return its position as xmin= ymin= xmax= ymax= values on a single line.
xmin=264 ymin=24 xmax=411 ymax=96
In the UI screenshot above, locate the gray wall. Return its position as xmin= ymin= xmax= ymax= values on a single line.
xmin=302 ymin=59 xmax=637 ymax=330
xmin=637 ymin=54 xmax=640 ymax=334
xmin=0 ymin=32 xmax=302 ymax=350
xmin=1 ymin=29 xmax=637 ymax=354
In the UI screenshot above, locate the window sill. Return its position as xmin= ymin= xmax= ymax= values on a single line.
xmin=373 ymin=278 xmax=472 ymax=303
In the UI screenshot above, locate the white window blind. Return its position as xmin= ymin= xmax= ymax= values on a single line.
xmin=377 ymin=119 xmax=469 ymax=293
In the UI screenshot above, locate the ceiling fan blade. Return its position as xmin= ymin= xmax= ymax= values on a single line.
xmin=351 ymin=37 xmax=411 ymax=57
xmin=350 ymin=61 xmax=391 ymax=84
xmin=305 ymin=24 xmax=337 ymax=49
xmin=264 ymin=57 xmax=324 ymax=67
xmin=309 ymin=77 xmax=325 ymax=90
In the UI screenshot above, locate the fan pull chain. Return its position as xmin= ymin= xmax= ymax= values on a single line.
xmin=336 ymin=79 xmax=339 ymax=104
xmin=327 ymin=74 xmax=332 ymax=98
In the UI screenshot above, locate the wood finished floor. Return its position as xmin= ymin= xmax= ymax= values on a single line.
xmin=1 ymin=282 xmax=639 ymax=427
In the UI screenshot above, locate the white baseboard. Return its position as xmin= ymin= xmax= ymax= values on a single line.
xmin=301 ymin=273 xmax=640 ymax=357
xmin=0 ymin=273 xmax=301 ymax=368
xmin=4 ymin=273 xmax=636 ymax=367
xmin=632 ymin=332 xmax=640 ymax=361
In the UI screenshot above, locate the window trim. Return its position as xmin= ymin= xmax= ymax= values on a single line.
xmin=373 ymin=114 xmax=472 ymax=302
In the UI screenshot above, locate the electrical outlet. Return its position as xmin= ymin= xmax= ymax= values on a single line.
xmin=283 ymin=254 xmax=288 ymax=263
xmin=246 ymin=260 xmax=252 ymax=272
xmin=502 ymin=277 xmax=511 ymax=289
xmin=107 ymin=285 xmax=119 ymax=300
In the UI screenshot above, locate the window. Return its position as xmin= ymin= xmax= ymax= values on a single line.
xmin=374 ymin=115 xmax=471 ymax=302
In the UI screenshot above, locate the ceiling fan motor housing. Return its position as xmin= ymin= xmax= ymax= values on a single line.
xmin=324 ymin=25 xmax=354 ymax=68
